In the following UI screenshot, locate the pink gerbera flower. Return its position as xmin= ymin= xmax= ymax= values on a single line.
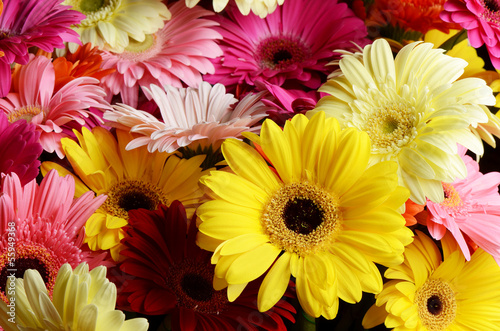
xmin=0 ymin=170 xmax=108 ymax=302
xmin=426 ymin=145 xmax=500 ymax=264
xmin=441 ymin=0 xmax=500 ymax=68
xmin=0 ymin=55 xmax=111 ymax=158
xmin=204 ymin=0 xmax=369 ymax=91
xmin=100 ymin=1 xmax=222 ymax=108
xmin=0 ymin=0 xmax=84 ymax=96
xmin=0 ymin=112 xmax=42 ymax=186
xmin=104 ymin=82 xmax=268 ymax=155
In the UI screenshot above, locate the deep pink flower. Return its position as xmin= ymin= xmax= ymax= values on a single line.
xmin=0 ymin=0 xmax=84 ymax=96
xmin=441 ymin=0 xmax=500 ymax=68
xmin=0 ymin=112 xmax=42 ymax=186
xmin=426 ymin=145 xmax=500 ymax=264
xmin=100 ymin=1 xmax=222 ymax=108
xmin=0 ymin=170 xmax=108 ymax=302
xmin=204 ymin=0 xmax=369 ymax=91
xmin=0 ymin=55 xmax=111 ymax=158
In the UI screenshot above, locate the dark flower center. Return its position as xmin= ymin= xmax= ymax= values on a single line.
xmin=427 ymin=295 xmax=443 ymax=315
xmin=118 ymin=191 xmax=156 ymax=211
xmin=273 ymin=49 xmax=293 ymax=65
xmin=0 ymin=258 xmax=49 ymax=294
xmin=283 ymin=198 xmax=324 ymax=235
xmin=181 ymin=273 xmax=214 ymax=302
xmin=485 ymin=0 xmax=500 ymax=12
xmin=256 ymin=36 xmax=310 ymax=70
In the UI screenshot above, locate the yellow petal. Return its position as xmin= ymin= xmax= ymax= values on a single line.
xmin=258 ymin=252 xmax=291 ymax=312
xmin=226 ymin=243 xmax=281 ymax=284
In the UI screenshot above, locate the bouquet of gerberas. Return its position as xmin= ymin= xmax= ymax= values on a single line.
xmin=2 ymin=0 xmax=500 ymax=330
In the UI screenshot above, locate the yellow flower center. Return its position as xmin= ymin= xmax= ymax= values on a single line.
xmin=118 ymin=34 xmax=162 ymax=62
xmin=7 ymin=105 xmax=45 ymax=123
xmin=65 ymin=0 xmax=119 ymax=27
xmin=415 ymin=279 xmax=456 ymax=330
xmin=363 ymin=101 xmax=417 ymax=154
xmin=262 ymin=182 xmax=341 ymax=256
xmin=441 ymin=183 xmax=462 ymax=208
xmin=102 ymin=179 xmax=168 ymax=219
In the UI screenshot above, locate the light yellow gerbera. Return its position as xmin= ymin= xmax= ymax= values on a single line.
xmin=185 ymin=0 xmax=284 ymax=18
xmin=0 ymin=263 xmax=148 ymax=331
xmin=41 ymin=127 xmax=209 ymax=260
xmin=363 ymin=231 xmax=500 ymax=330
xmin=64 ymin=0 xmax=170 ymax=52
xmin=311 ymin=38 xmax=495 ymax=204
xmin=197 ymin=112 xmax=413 ymax=319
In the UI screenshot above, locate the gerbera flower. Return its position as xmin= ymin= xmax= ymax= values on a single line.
xmin=363 ymin=230 xmax=500 ymax=330
xmin=441 ymin=0 xmax=500 ymax=69
xmin=99 ymin=1 xmax=222 ymax=108
xmin=204 ymin=0 xmax=369 ymax=91
xmin=63 ymin=0 xmax=170 ymax=53
xmin=186 ymin=0 xmax=284 ymax=18
xmin=0 ymin=0 xmax=84 ymax=96
xmin=103 ymin=82 xmax=268 ymax=157
xmin=0 ymin=170 xmax=107 ymax=303
xmin=41 ymin=127 xmax=209 ymax=261
xmin=0 ymin=263 xmax=149 ymax=331
xmin=197 ymin=112 xmax=413 ymax=319
xmin=425 ymin=145 xmax=500 ymax=264
xmin=0 ymin=112 xmax=42 ymax=186
xmin=114 ymin=201 xmax=295 ymax=330
xmin=0 ymin=55 xmax=111 ymax=158
xmin=311 ymin=38 xmax=495 ymax=204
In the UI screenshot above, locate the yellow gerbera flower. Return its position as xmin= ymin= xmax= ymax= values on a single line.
xmin=185 ymin=0 xmax=284 ymax=18
xmin=0 ymin=263 xmax=148 ymax=330
xmin=363 ymin=231 xmax=500 ymax=330
xmin=42 ymin=127 xmax=209 ymax=260
xmin=311 ymin=38 xmax=495 ymax=205
xmin=64 ymin=0 xmax=170 ymax=52
xmin=197 ymin=112 xmax=413 ymax=319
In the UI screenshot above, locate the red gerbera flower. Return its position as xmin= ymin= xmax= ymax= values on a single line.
xmin=114 ymin=201 xmax=296 ymax=331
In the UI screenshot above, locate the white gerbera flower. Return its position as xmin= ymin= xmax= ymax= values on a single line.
xmin=310 ymin=38 xmax=495 ymax=204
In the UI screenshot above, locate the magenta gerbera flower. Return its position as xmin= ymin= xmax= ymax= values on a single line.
xmin=113 ymin=201 xmax=295 ymax=330
xmin=0 ymin=0 xmax=84 ymax=96
xmin=100 ymin=1 xmax=222 ymax=108
xmin=0 ymin=112 xmax=42 ymax=186
xmin=204 ymin=0 xmax=369 ymax=91
xmin=426 ymin=145 xmax=500 ymax=264
xmin=441 ymin=0 xmax=500 ymax=68
xmin=0 ymin=55 xmax=111 ymax=158
xmin=0 ymin=170 xmax=108 ymax=303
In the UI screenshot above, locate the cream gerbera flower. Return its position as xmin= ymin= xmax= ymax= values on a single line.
xmin=185 ymin=0 xmax=284 ymax=18
xmin=197 ymin=112 xmax=413 ymax=319
xmin=63 ymin=0 xmax=170 ymax=52
xmin=311 ymin=38 xmax=495 ymax=204
xmin=0 ymin=263 xmax=148 ymax=331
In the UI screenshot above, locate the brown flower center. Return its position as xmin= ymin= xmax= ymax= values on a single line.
xmin=416 ymin=279 xmax=456 ymax=330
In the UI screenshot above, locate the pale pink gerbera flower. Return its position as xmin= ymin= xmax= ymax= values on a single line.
xmin=104 ymin=82 xmax=268 ymax=158
xmin=0 ymin=170 xmax=107 ymax=302
xmin=100 ymin=1 xmax=222 ymax=108
xmin=204 ymin=0 xmax=369 ymax=91
xmin=0 ymin=0 xmax=84 ymax=97
xmin=0 ymin=55 xmax=111 ymax=158
xmin=426 ymin=145 xmax=500 ymax=264
xmin=0 ymin=112 xmax=42 ymax=186
xmin=441 ymin=0 xmax=500 ymax=68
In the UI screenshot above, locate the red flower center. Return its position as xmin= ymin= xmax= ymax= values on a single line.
xmin=255 ymin=36 xmax=310 ymax=71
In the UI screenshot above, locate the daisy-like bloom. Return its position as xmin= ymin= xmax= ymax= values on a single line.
xmin=0 ymin=0 xmax=84 ymax=97
xmin=0 ymin=263 xmax=148 ymax=330
xmin=363 ymin=230 xmax=500 ymax=330
xmin=0 ymin=112 xmax=42 ymax=186
xmin=0 ymin=170 xmax=107 ymax=303
xmin=197 ymin=112 xmax=413 ymax=319
xmin=63 ymin=0 xmax=170 ymax=53
xmin=104 ymin=82 xmax=268 ymax=155
xmin=204 ymin=0 xmax=369 ymax=91
xmin=441 ymin=0 xmax=500 ymax=69
xmin=41 ymin=127 xmax=209 ymax=261
xmin=186 ymin=0 xmax=284 ymax=18
xmin=99 ymin=2 xmax=222 ymax=108
xmin=311 ymin=38 xmax=495 ymax=205
xmin=0 ymin=55 xmax=111 ymax=158
xmin=425 ymin=145 xmax=500 ymax=264
xmin=115 ymin=201 xmax=295 ymax=330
